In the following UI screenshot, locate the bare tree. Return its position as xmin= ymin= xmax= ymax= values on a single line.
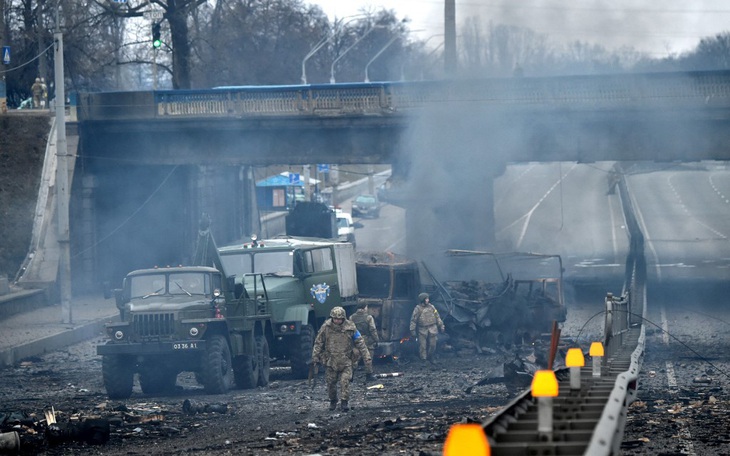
xmin=93 ymin=0 xmax=205 ymax=89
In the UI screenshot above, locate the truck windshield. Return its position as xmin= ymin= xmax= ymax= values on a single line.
xmin=221 ymin=251 xmax=294 ymax=276
xmin=337 ymin=217 xmax=350 ymax=229
xmin=169 ymin=272 xmax=208 ymax=296
xmin=129 ymin=272 xmax=209 ymax=298
xmin=129 ymin=274 xmax=167 ymax=298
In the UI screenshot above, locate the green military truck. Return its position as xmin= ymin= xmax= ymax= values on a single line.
xmin=97 ymin=223 xmax=272 ymax=399
xmin=218 ymin=236 xmax=358 ymax=378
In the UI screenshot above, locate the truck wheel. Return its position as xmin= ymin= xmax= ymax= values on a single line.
xmin=233 ymin=352 xmax=258 ymax=389
xmin=139 ymin=366 xmax=177 ymax=395
xmin=102 ymin=355 xmax=134 ymax=399
xmin=257 ymin=335 xmax=270 ymax=387
xmin=289 ymin=324 xmax=314 ymax=379
xmin=201 ymin=335 xmax=234 ymax=394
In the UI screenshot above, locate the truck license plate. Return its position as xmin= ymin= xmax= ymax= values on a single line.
xmin=172 ymin=342 xmax=198 ymax=350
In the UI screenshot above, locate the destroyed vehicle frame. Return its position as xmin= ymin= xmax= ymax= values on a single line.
xmin=425 ymin=250 xmax=566 ymax=347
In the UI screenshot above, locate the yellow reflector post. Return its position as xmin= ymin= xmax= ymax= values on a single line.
xmin=443 ymin=423 xmax=490 ymax=456
xmin=590 ymin=342 xmax=604 ymax=378
xmin=565 ymin=348 xmax=585 ymax=367
xmin=566 ymin=348 xmax=585 ymax=391
xmin=531 ymin=370 xmax=558 ymax=397
xmin=589 ymin=341 xmax=604 ymax=357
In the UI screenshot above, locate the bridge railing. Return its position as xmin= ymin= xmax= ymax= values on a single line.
xmin=77 ymin=70 xmax=730 ymax=122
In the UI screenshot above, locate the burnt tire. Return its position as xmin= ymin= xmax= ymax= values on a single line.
xmin=102 ymin=355 xmax=134 ymax=400
xmin=201 ymin=335 xmax=234 ymax=394
xmin=257 ymin=335 xmax=271 ymax=387
xmin=139 ymin=366 xmax=178 ymax=395
xmin=289 ymin=324 xmax=314 ymax=379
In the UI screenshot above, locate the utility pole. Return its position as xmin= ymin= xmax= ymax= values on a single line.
xmin=36 ymin=3 xmax=47 ymax=80
xmin=54 ymin=4 xmax=71 ymax=324
xmin=0 ymin=0 xmax=6 ymax=113
xmin=444 ymin=0 xmax=456 ymax=76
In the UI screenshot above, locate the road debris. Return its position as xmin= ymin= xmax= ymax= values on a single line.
xmin=182 ymin=399 xmax=228 ymax=415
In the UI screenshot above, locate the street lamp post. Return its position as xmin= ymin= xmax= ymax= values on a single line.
xmin=301 ymin=15 xmax=366 ymax=85
xmin=301 ymin=34 xmax=330 ymax=85
xmin=364 ymin=35 xmax=399 ymax=83
xmin=330 ymin=24 xmax=384 ymax=84
xmin=364 ymin=29 xmax=422 ymax=83
xmin=54 ymin=0 xmax=71 ymax=323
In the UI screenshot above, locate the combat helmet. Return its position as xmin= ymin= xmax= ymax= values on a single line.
xmin=330 ymin=306 xmax=346 ymax=319
xmin=418 ymin=292 xmax=429 ymax=302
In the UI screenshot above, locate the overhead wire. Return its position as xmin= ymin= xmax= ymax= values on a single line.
xmin=570 ymin=309 xmax=730 ymax=380
xmin=0 ymin=42 xmax=55 ymax=75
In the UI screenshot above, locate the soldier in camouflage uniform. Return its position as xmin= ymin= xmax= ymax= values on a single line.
xmin=312 ymin=306 xmax=373 ymax=411
xmin=410 ymin=293 xmax=445 ymax=363
xmin=350 ymin=302 xmax=380 ymax=366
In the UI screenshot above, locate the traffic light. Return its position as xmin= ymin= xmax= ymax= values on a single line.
xmin=152 ymin=23 xmax=162 ymax=49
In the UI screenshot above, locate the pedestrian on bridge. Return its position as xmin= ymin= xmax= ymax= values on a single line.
xmin=410 ymin=293 xmax=445 ymax=364
xmin=40 ymin=78 xmax=48 ymax=109
xmin=31 ymin=78 xmax=43 ymax=109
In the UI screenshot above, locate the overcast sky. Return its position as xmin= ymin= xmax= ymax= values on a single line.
xmin=308 ymin=0 xmax=730 ymax=57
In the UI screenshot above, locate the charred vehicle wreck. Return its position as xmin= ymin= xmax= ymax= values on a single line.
xmin=355 ymin=251 xmax=422 ymax=357
xmin=423 ymin=250 xmax=567 ymax=350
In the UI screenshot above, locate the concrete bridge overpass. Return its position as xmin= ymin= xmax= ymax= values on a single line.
xmin=26 ymin=70 xmax=730 ymax=292
xmin=78 ymin=71 xmax=730 ymax=165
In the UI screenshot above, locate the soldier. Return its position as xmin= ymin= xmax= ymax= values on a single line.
xmin=312 ymin=306 xmax=373 ymax=411
xmin=349 ymin=302 xmax=380 ymax=366
xmin=410 ymin=293 xmax=445 ymax=363
xmin=40 ymin=78 xmax=48 ymax=108
xmin=31 ymin=78 xmax=43 ymax=109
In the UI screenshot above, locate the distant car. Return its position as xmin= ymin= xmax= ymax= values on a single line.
xmin=336 ymin=211 xmax=356 ymax=247
xmin=352 ymin=194 xmax=380 ymax=218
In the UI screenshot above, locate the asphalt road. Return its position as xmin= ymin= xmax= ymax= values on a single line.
xmin=494 ymin=161 xmax=628 ymax=286
xmin=625 ymin=162 xmax=730 ymax=283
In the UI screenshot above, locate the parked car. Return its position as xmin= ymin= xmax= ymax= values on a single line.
xmin=351 ymin=194 xmax=380 ymax=218
xmin=336 ymin=210 xmax=356 ymax=247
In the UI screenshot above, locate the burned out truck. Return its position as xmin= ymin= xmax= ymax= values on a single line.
xmin=218 ymin=236 xmax=358 ymax=378
xmin=97 ymin=223 xmax=271 ymax=399
xmin=355 ymin=251 xmax=422 ymax=357
xmin=426 ymin=250 xmax=567 ymax=348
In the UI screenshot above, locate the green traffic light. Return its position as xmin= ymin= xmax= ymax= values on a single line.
xmin=152 ymin=22 xmax=162 ymax=49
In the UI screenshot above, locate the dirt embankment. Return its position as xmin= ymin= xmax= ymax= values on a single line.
xmin=0 ymin=113 xmax=50 ymax=279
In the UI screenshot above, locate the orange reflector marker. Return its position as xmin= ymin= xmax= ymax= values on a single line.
xmin=566 ymin=348 xmax=585 ymax=367
xmin=531 ymin=370 xmax=558 ymax=440
xmin=566 ymin=348 xmax=585 ymax=391
xmin=443 ymin=423 xmax=490 ymax=456
xmin=589 ymin=341 xmax=604 ymax=357
xmin=531 ymin=370 xmax=558 ymax=397
xmin=590 ymin=341 xmax=604 ymax=377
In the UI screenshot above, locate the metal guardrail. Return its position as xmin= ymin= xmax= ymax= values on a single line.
xmin=481 ymin=300 xmax=644 ymax=455
xmin=478 ymin=162 xmax=647 ymax=455
xmin=77 ymin=70 xmax=730 ymax=121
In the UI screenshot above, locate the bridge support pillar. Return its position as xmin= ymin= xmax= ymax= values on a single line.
xmin=191 ymin=165 xmax=258 ymax=247
xmin=76 ymin=174 xmax=98 ymax=293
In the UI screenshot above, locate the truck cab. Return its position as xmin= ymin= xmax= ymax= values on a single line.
xmin=218 ymin=236 xmax=358 ymax=378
